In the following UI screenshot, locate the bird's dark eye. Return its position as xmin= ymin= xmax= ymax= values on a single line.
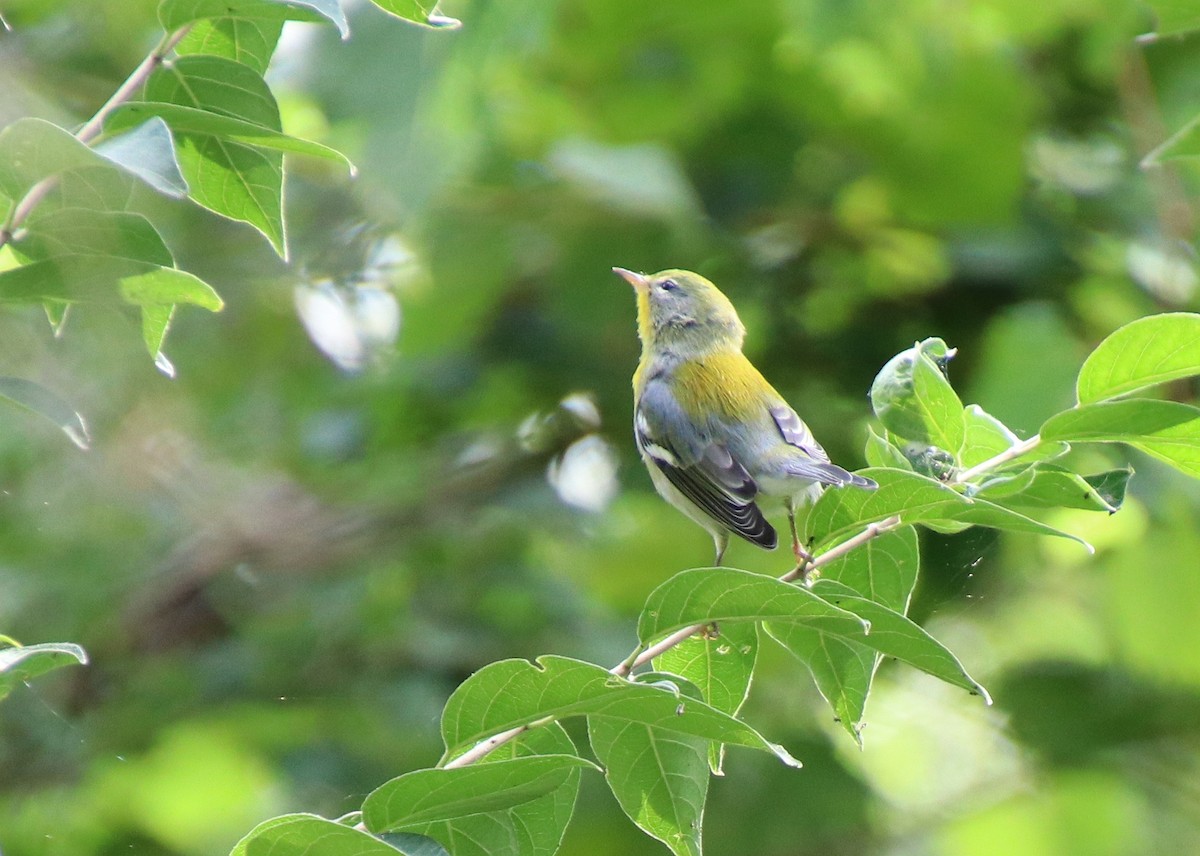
xmin=659 ymin=279 xmax=678 ymax=292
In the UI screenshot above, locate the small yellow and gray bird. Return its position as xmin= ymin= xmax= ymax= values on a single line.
xmin=614 ymin=267 xmax=877 ymax=566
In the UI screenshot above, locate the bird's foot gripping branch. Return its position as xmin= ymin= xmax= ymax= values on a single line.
xmin=232 ymin=312 xmax=1200 ymax=856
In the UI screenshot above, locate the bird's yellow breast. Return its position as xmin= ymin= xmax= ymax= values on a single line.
xmin=670 ymin=350 xmax=780 ymax=423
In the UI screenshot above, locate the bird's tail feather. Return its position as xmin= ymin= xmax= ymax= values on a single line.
xmin=787 ymin=460 xmax=878 ymax=490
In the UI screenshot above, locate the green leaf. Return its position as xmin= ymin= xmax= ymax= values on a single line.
xmin=18 ymin=208 xmax=173 ymax=265
xmin=1042 ymin=399 xmax=1200 ymax=479
xmin=766 ymin=621 xmax=876 ymax=744
xmin=143 ymin=56 xmax=287 ymax=257
xmin=589 ymin=678 xmax=709 ymax=856
xmin=0 ymin=377 xmax=90 ymax=449
xmin=1075 ymin=313 xmax=1200 ymax=404
xmin=960 ymin=404 xmax=1019 ymax=469
xmin=0 ymin=117 xmax=187 ymax=203
xmin=92 ymin=117 xmax=189 ymax=198
xmin=871 ymin=337 xmax=965 ymax=454
xmin=363 ymin=755 xmax=598 ymax=832
xmin=230 ymin=814 xmax=415 ymax=856
xmin=804 ymin=468 xmax=1089 ymax=550
xmin=440 ymin=655 xmax=799 ymax=768
xmin=1143 ymin=0 xmax=1200 ymax=36
xmin=979 ymin=465 xmax=1131 ymax=513
xmin=176 ymin=16 xmax=284 ymax=74
xmin=637 ymin=567 xmax=870 ymax=644
xmin=0 ymin=641 xmax=88 ymax=700
xmin=765 ymin=527 xmax=919 ymax=743
xmin=819 ymin=524 xmax=919 ymax=613
xmin=159 ymin=0 xmax=349 ymax=38
xmin=367 ymin=0 xmax=462 ymax=28
xmin=0 ymin=255 xmax=221 ymax=310
xmin=864 ymin=424 xmax=913 ymax=470
xmin=811 ymin=580 xmax=989 ymax=700
xmin=654 ymin=621 xmax=757 ymax=773
xmin=405 ymin=723 xmax=583 ymax=856
xmin=107 ymin=103 xmax=354 ymax=171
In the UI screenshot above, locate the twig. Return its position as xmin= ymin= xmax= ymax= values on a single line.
xmin=953 ymin=434 xmax=1041 ymax=483
xmin=0 ymin=25 xmax=193 ymax=251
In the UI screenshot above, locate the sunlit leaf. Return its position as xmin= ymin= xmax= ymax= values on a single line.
xmin=404 ymin=724 xmax=584 ymax=856
xmin=654 ymin=621 xmax=757 ymax=773
xmin=230 ymin=814 xmax=416 ymax=856
xmin=1143 ymin=0 xmax=1200 ymax=36
xmin=1042 ymin=399 xmax=1200 ymax=479
xmin=92 ymin=117 xmax=188 ymax=198
xmin=0 ymin=641 xmax=88 ymax=700
xmin=589 ymin=675 xmax=708 ymax=856
xmin=765 ymin=527 xmax=918 ymax=743
xmin=0 ymin=377 xmax=90 ymax=449
xmin=637 ymin=567 xmax=869 ymax=644
xmin=440 ymin=655 xmax=799 ymax=768
xmin=804 ymin=468 xmax=1088 ymax=550
xmin=864 ymin=424 xmax=913 ymax=470
xmin=363 ymin=755 xmax=597 ymax=831
xmin=871 ymin=337 xmax=964 ymax=454
xmin=159 ymin=0 xmax=349 ymax=38
xmin=368 ymin=0 xmax=461 ymax=27
xmin=176 ymin=15 xmax=284 ymax=73
xmin=107 ymin=104 xmax=354 ymax=171
xmin=960 ymin=404 xmax=1020 ymax=469
xmin=0 ymin=118 xmax=185 ymax=202
xmin=980 ymin=465 xmax=1131 ymax=513
xmin=143 ymin=56 xmax=287 ymax=256
xmin=1076 ymin=313 xmax=1200 ymax=404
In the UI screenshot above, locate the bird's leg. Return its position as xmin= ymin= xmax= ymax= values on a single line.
xmin=786 ymin=500 xmax=815 ymax=580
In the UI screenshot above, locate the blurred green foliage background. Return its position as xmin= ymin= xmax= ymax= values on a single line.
xmin=3 ymin=0 xmax=1200 ymax=854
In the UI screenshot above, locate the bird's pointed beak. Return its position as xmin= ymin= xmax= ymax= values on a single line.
xmin=612 ymin=267 xmax=649 ymax=292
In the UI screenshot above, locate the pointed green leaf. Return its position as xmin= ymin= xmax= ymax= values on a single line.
xmin=107 ymin=103 xmax=353 ymax=170
xmin=637 ymin=567 xmax=870 ymax=644
xmin=143 ymin=56 xmax=286 ymax=256
xmin=176 ymin=15 xmax=284 ymax=73
xmin=864 ymin=424 xmax=913 ymax=470
xmin=404 ymin=723 xmax=583 ymax=856
xmin=0 ymin=377 xmax=90 ymax=450
xmin=1143 ymin=0 xmax=1200 ymax=36
xmin=765 ymin=526 xmax=919 ymax=743
xmin=159 ymin=0 xmax=349 ymax=38
xmin=871 ymin=338 xmax=964 ymax=454
xmin=363 ymin=755 xmax=597 ymax=832
xmin=1042 ymin=399 xmax=1200 ymax=479
xmin=0 ymin=256 xmax=220 ymax=311
xmin=368 ymin=0 xmax=462 ymax=28
xmin=440 ymin=655 xmax=799 ymax=768
xmin=0 ymin=641 xmax=88 ymax=700
xmin=819 ymin=525 xmax=919 ymax=613
xmin=980 ymin=464 xmax=1131 ymax=512
xmin=0 ymin=118 xmax=186 ymax=203
xmin=92 ymin=117 xmax=188 ymax=198
xmin=230 ymin=814 xmax=416 ymax=856
xmin=766 ymin=621 xmax=875 ymax=744
xmin=654 ymin=621 xmax=757 ymax=773
xmin=812 ymin=580 xmax=989 ymax=700
xmin=804 ymin=468 xmax=1088 ymax=550
xmin=1076 ymin=313 xmax=1200 ymax=404
xmin=589 ymin=678 xmax=708 ymax=856
xmin=18 ymin=208 xmax=173 ymax=265
xmin=960 ymin=404 xmax=1020 ymax=469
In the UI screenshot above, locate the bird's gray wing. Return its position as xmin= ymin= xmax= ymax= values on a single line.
xmin=637 ymin=380 xmax=777 ymax=549
xmin=770 ymin=405 xmax=877 ymax=489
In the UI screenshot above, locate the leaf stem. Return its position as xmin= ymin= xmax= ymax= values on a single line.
xmin=954 ymin=433 xmax=1042 ymax=483
xmin=0 ymin=24 xmax=192 ymax=251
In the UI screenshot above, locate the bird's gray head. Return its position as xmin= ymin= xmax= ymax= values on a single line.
xmin=613 ymin=267 xmax=746 ymax=355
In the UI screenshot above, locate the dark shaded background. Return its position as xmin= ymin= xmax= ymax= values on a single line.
xmin=2 ymin=0 xmax=1200 ymax=854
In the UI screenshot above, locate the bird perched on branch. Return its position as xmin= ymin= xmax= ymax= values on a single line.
xmin=614 ymin=267 xmax=877 ymax=566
